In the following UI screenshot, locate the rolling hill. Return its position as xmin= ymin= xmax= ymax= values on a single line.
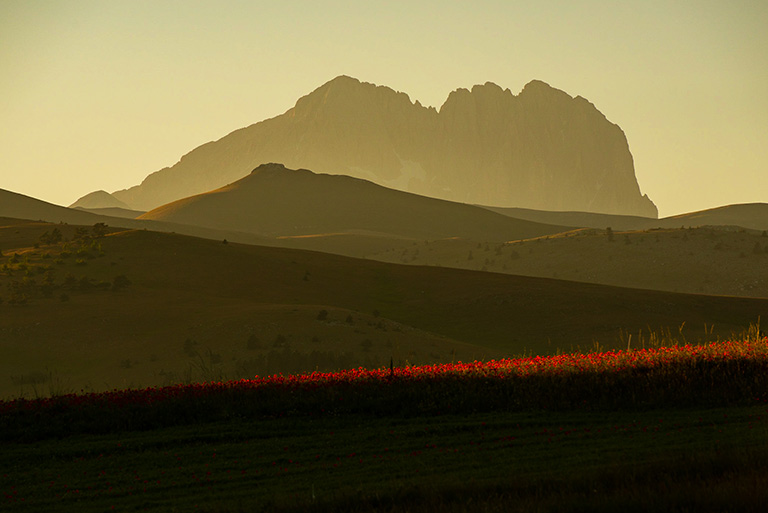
xmin=138 ymin=163 xmax=573 ymax=240
xmin=485 ymin=202 xmax=768 ymax=232
xmin=0 ymin=187 xmax=271 ymax=247
xmin=363 ymin=226 xmax=768 ymax=298
xmin=2 ymin=218 xmax=766 ymax=398
xmin=73 ymin=207 xmax=147 ymax=219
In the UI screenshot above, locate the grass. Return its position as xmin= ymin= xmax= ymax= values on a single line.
xmin=4 ymin=404 xmax=768 ymax=512
xmin=3 ymin=337 xmax=768 ymax=511
xmin=365 ymin=226 xmax=768 ymax=298
xmin=3 ymin=220 xmax=768 ymax=399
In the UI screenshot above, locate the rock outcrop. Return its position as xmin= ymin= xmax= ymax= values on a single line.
xmin=97 ymin=76 xmax=657 ymax=217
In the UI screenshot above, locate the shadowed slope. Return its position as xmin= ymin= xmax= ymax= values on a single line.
xmin=485 ymin=203 xmax=768 ymax=232
xmin=0 ymin=188 xmax=113 ymax=226
xmin=0 ymin=188 xmax=272 ymax=246
xmin=139 ymin=163 xmax=572 ymax=240
xmin=2 ymin=219 xmax=767 ymax=397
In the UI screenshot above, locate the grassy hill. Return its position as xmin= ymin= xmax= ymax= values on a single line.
xmin=2 ymin=218 xmax=767 ymax=398
xmin=0 ymin=188 xmax=273 ymax=247
xmin=485 ymin=202 xmax=768 ymax=232
xmin=73 ymin=206 xmax=147 ymax=219
xmin=139 ymin=163 xmax=572 ymax=240
xmin=362 ymin=226 xmax=768 ymax=298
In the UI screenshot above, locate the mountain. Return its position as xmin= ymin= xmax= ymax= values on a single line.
xmin=81 ymin=76 xmax=656 ymax=217
xmin=138 ymin=163 xmax=572 ymax=240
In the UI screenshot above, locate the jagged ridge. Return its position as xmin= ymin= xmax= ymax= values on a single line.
xmin=100 ymin=76 xmax=657 ymax=217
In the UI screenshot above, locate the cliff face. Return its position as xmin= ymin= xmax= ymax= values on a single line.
xmin=108 ymin=76 xmax=657 ymax=217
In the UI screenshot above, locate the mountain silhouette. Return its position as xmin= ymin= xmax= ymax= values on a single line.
xmin=138 ymin=163 xmax=571 ymax=240
xmin=83 ymin=76 xmax=656 ymax=217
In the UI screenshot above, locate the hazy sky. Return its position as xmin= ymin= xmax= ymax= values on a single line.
xmin=2 ymin=0 xmax=766 ymax=217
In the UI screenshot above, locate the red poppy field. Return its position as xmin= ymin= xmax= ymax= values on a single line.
xmin=3 ymin=337 xmax=768 ymax=512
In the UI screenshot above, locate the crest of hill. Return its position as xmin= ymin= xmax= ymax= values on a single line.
xmin=0 ymin=188 xmax=109 ymax=226
xmin=83 ymin=75 xmax=656 ymax=218
xmin=663 ymin=203 xmax=768 ymax=232
xmin=138 ymin=163 xmax=572 ymax=240
xmin=0 ymin=188 xmax=272 ymax=247
xmin=486 ymin=203 xmax=768 ymax=232
xmin=69 ymin=190 xmax=130 ymax=209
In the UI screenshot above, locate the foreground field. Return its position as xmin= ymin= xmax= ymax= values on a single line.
xmin=4 ymin=405 xmax=768 ymax=512
xmin=3 ymin=337 xmax=768 ymax=512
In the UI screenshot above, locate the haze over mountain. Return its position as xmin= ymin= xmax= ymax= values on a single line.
xmin=139 ymin=163 xmax=571 ymax=241
xmin=85 ymin=76 xmax=657 ymax=218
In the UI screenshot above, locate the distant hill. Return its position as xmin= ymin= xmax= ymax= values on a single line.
xmin=73 ymin=207 xmax=146 ymax=219
xmin=70 ymin=190 xmax=130 ymax=209
xmin=663 ymin=203 xmax=768 ymax=232
xmin=485 ymin=203 xmax=768 ymax=232
xmin=138 ymin=163 xmax=572 ymax=241
xmin=481 ymin=205 xmax=655 ymax=231
xmin=363 ymin=226 xmax=768 ymax=299
xmin=0 ymin=187 xmax=270 ymax=247
xmin=76 ymin=76 xmax=657 ymax=217
xmin=0 ymin=188 xmax=110 ymax=226
xmin=2 ymin=219 xmax=765 ymax=398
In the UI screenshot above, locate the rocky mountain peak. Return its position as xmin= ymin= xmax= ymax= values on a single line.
xmin=98 ymin=76 xmax=657 ymax=218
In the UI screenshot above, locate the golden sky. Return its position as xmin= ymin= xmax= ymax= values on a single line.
xmin=1 ymin=0 xmax=766 ymax=217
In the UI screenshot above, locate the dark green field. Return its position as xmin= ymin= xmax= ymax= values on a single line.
xmin=4 ymin=405 xmax=768 ymax=512
xmin=5 ymin=336 xmax=768 ymax=512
